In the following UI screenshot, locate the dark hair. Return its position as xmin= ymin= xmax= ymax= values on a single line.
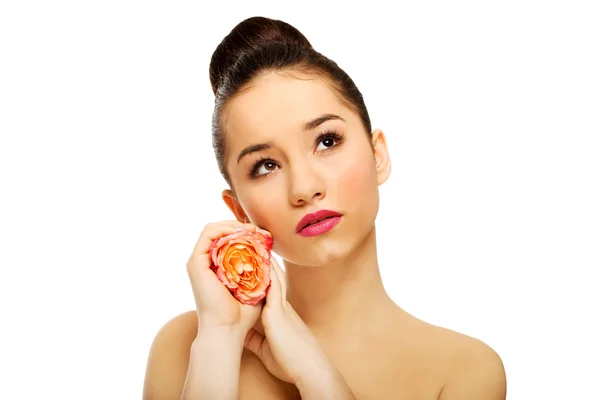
xmin=209 ymin=16 xmax=373 ymax=189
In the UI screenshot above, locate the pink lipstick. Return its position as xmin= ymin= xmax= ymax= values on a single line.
xmin=296 ymin=209 xmax=342 ymax=237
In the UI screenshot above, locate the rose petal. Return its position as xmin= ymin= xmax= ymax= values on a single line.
xmin=209 ymin=228 xmax=273 ymax=304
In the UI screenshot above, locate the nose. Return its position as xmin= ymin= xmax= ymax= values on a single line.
xmin=288 ymin=159 xmax=326 ymax=206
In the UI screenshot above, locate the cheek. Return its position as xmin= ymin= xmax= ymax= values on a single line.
xmin=336 ymin=151 xmax=380 ymax=220
xmin=337 ymin=152 xmax=378 ymax=197
xmin=243 ymin=190 xmax=286 ymax=232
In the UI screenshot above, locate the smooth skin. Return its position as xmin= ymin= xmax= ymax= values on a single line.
xmin=143 ymin=71 xmax=507 ymax=399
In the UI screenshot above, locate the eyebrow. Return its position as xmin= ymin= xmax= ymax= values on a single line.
xmin=236 ymin=113 xmax=346 ymax=164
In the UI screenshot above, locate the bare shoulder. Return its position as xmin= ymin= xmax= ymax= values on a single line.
xmin=142 ymin=310 xmax=198 ymax=400
xmin=142 ymin=310 xmax=298 ymax=400
xmin=418 ymin=321 xmax=507 ymax=400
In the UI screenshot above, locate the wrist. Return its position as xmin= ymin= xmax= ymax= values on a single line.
xmin=196 ymin=322 xmax=247 ymax=342
xmin=295 ymin=362 xmax=355 ymax=400
xmin=191 ymin=330 xmax=245 ymax=368
xmin=192 ymin=325 xmax=246 ymax=366
xmin=291 ymin=346 xmax=334 ymax=383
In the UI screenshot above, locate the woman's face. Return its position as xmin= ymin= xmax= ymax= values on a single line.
xmin=221 ymin=72 xmax=391 ymax=266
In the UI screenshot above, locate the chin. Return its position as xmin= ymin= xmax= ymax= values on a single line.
xmin=275 ymin=226 xmax=369 ymax=267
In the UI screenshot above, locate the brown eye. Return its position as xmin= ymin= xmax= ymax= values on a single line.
xmin=315 ymin=133 xmax=342 ymax=151
xmin=251 ymin=159 xmax=280 ymax=178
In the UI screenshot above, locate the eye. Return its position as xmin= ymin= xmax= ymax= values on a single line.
xmin=249 ymin=155 xmax=278 ymax=178
xmin=315 ymin=131 xmax=344 ymax=152
xmin=316 ymin=135 xmax=337 ymax=151
xmin=252 ymin=159 xmax=279 ymax=177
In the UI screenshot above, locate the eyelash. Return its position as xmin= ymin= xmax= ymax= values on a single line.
xmin=248 ymin=130 xmax=345 ymax=179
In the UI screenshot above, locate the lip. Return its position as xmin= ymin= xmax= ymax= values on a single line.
xmin=298 ymin=216 xmax=341 ymax=237
xmin=296 ymin=209 xmax=343 ymax=233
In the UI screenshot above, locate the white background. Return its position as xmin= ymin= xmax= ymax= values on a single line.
xmin=1 ymin=1 xmax=598 ymax=399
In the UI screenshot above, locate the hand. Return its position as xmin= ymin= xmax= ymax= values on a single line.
xmin=242 ymin=256 xmax=334 ymax=384
xmin=186 ymin=221 xmax=264 ymax=338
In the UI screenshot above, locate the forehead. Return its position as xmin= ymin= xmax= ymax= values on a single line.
xmin=222 ymin=72 xmax=347 ymax=144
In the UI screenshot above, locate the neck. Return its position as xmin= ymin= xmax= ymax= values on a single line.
xmin=282 ymin=225 xmax=397 ymax=338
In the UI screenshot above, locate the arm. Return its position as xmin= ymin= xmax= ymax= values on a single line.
xmin=295 ymin=360 xmax=357 ymax=400
xmin=242 ymin=257 xmax=357 ymax=400
xmin=181 ymin=327 xmax=245 ymax=400
xmin=142 ymin=310 xmax=247 ymax=400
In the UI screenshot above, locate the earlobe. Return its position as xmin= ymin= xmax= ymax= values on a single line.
xmin=372 ymin=129 xmax=391 ymax=185
xmin=222 ymin=189 xmax=249 ymax=223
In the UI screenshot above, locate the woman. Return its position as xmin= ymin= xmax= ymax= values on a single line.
xmin=143 ymin=16 xmax=506 ymax=400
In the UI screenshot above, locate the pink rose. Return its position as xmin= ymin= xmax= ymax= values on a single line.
xmin=208 ymin=227 xmax=273 ymax=305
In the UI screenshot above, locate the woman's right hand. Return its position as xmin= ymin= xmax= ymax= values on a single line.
xmin=186 ymin=220 xmax=264 ymax=339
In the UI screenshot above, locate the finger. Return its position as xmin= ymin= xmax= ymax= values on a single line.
xmin=243 ymin=328 xmax=266 ymax=360
xmin=265 ymin=257 xmax=282 ymax=306
xmin=270 ymin=256 xmax=287 ymax=301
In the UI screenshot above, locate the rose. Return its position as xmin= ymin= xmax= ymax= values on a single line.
xmin=208 ymin=227 xmax=273 ymax=305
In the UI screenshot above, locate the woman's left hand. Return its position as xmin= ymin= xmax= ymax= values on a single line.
xmin=243 ymin=257 xmax=355 ymax=399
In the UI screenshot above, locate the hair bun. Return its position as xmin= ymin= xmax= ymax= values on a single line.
xmin=209 ymin=16 xmax=313 ymax=95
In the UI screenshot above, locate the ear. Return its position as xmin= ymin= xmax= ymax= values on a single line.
xmin=222 ymin=189 xmax=250 ymax=223
xmin=371 ymin=129 xmax=391 ymax=185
